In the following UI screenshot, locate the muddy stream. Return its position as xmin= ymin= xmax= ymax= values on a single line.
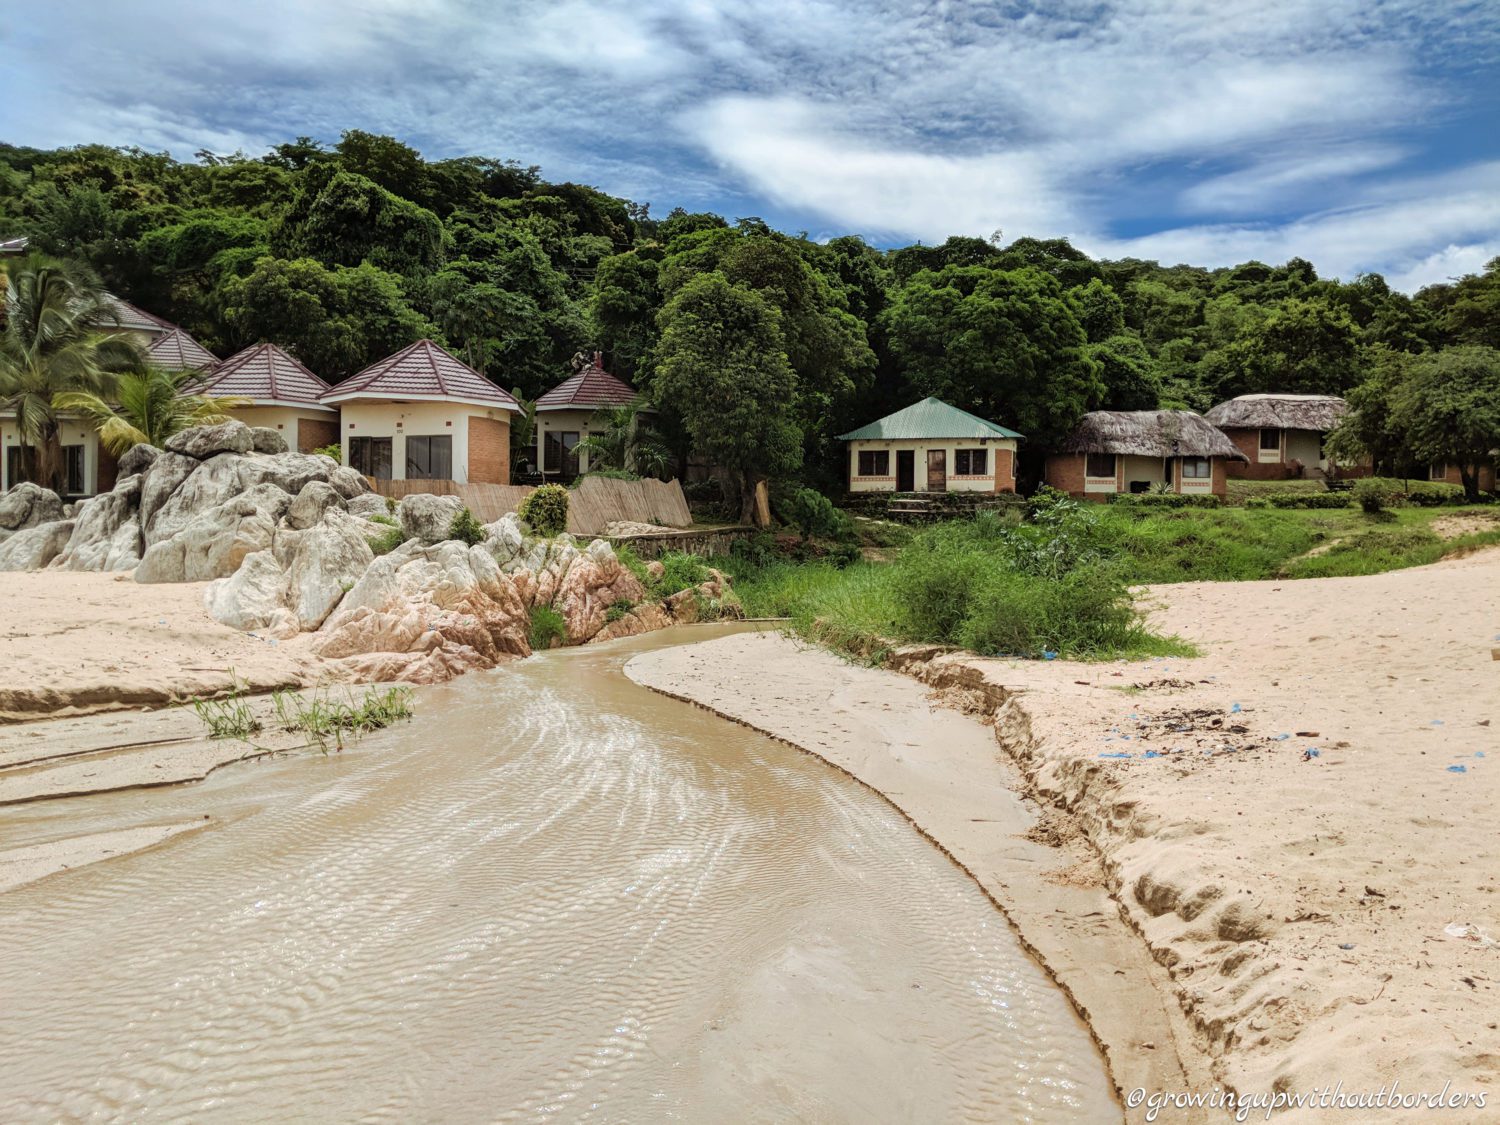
xmin=0 ymin=625 xmax=1116 ymax=1122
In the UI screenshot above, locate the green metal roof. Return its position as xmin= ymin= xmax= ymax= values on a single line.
xmin=837 ymin=397 xmax=1023 ymax=441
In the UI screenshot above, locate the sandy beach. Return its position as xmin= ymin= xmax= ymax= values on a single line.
xmin=0 ymin=572 xmax=326 ymax=722
xmin=627 ymin=550 xmax=1500 ymax=1118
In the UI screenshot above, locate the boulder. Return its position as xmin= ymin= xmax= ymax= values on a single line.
xmin=146 ymin=454 xmax=255 ymax=546
xmin=329 ymin=466 xmax=372 ymax=499
xmin=164 ymin=420 xmax=253 ymax=458
xmin=136 ymin=484 xmax=289 ymax=583
xmin=483 ymin=512 xmax=525 ymax=566
xmin=313 ymin=539 xmax=530 ymax=681
xmin=664 ymin=587 xmax=700 ymax=624
xmin=0 ymin=482 xmax=64 ymax=536
xmin=398 ymin=493 xmax=465 ymax=545
xmin=286 ymin=480 xmax=345 ymax=530
xmin=280 ymin=509 xmax=374 ymax=629
xmin=204 ymin=550 xmax=298 ymax=637
xmin=51 ymin=476 xmax=143 ymax=571
xmin=347 ymin=493 xmax=390 ymax=519
xmin=590 ymin=602 xmax=672 ymax=644
xmin=0 ymin=520 xmax=76 ymax=571
xmin=137 ymin=452 xmax=200 ymax=535
xmin=552 ymin=539 xmax=647 ymax=643
xmin=237 ymin=452 xmax=337 ymax=496
xmin=117 ymin=443 xmax=161 ymax=479
xmin=249 ymin=426 xmax=289 ymax=454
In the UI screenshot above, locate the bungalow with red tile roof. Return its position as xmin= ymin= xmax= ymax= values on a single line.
xmin=533 ymin=353 xmax=648 ymax=479
xmin=93 ymin=294 xmax=175 ymax=349
xmin=320 ymin=340 xmax=519 ymax=484
xmin=199 ymin=343 xmax=339 ymax=453
xmin=146 ymin=327 xmax=220 ymax=373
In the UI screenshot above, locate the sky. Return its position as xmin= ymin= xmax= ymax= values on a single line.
xmin=4 ymin=0 xmax=1498 ymax=290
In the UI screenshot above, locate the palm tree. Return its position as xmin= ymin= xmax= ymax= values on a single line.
xmin=576 ymin=399 xmax=670 ymax=478
xmin=0 ymin=255 xmax=142 ymax=490
xmin=55 ymin=366 xmax=247 ymax=455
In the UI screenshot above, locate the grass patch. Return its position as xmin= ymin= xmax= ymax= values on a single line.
xmin=191 ymin=677 xmax=261 ymax=739
xmin=367 ymin=516 xmax=407 ymax=557
xmin=271 ymin=686 xmax=414 ymax=753
xmin=528 ymin=604 xmax=568 ymax=650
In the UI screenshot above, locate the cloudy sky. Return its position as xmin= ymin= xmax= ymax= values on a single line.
xmin=5 ymin=1 xmax=1498 ymax=289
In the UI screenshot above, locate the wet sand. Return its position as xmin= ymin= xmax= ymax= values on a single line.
xmin=629 ymin=551 xmax=1500 ymax=1120
xmin=0 ymin=627 xmax=1117 ymax=1122
xmin=0 ymin=572 xmax=324 ymax=722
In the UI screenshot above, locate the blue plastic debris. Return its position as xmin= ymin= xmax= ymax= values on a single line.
xmin=1042 ymin=650 xmax=1058 ymax=660
xmin=1273 ymin=733 xmax=1290 ymax=741
xmin=1099 ymin=752 xmax=1132 ymax=759
xmin=1478 ymin=752 xmax=1487 ymax=758
xmin=1338 ymin=943 xmax=1355 ymax=950
xmin=1431 ymin=719 xmax=1445 ymax=726
xmin=1448 ymin=765 xmax=1468 ymax=773
xmin=1303 ymin=748 xmax=1321 ymax=760
xmin=1230 ymin=702 xmax=1242 ymax=714
xmin=1144 ymin=750 xmax=1161 ymax=759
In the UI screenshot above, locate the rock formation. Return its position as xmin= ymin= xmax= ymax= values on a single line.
xmin=0 ymin=420 xmax=737 ymax=683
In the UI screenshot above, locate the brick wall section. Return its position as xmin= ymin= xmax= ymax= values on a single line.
xmin=1211 ymin=456 xmax=1228 ymax=498
xmin=1044 ymin=453 xmax=1091 ymax=498
xmin=1438 ymin=463 xmax=1498 ymax=491
xmin=1223 ymin=427 xmax=1295 ymax=480
xmin=992 ymin=447 xmax=1017 ymax=492
xmin=296 ymin=417 xmax=339 ymax=454
xmin=468 ymin=415 xmax=510 ymax=485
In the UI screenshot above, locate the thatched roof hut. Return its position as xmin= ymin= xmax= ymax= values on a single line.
xmin=1204 ymin=393 xmax=1347 ymax=431
xmin=1058 ymin=410 xmax=1248 ymax=461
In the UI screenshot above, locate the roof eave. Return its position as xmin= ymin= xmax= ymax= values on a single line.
xmin=319 ymin=390 xmax=519 ymax=411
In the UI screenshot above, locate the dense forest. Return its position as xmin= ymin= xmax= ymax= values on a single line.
xmin=3 ymin=133 xmax=1498 ymax=493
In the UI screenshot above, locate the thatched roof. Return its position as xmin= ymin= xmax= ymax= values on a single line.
xmin=1059 ymin=411 xmax=1248 ymax=461
xmin=1204 ymin=393 xmax=1347 ymax=431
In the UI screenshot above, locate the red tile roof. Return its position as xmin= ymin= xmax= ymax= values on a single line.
xmin=536 ymin=360 xmax=642 ymax=411
xmin=202 ymin=342 xmax=334 ymax=409
xmin=321 ymin=339 xmax=519 ymax=409
xmin=98 ymin=294 xmax=174 ymax=335
xmin=146 ymin=327 xmax=219 ymax=372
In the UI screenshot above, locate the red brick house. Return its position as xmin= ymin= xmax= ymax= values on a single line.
xmin=1046 ymin=410 xmax=1246 ymax=500
xmin=1204 ymin=394 xmax=1366 ymax=480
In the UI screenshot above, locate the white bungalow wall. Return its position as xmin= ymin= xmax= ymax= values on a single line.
xmin=339 ymin=401 xmax=505 ymax=484
xmin=1 ymin=415 xmax=103 ymax=496
xmin=846 ymin=438 xmax=1017 ymax=492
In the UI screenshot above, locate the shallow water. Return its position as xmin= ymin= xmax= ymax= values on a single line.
xmin=0 ymin=625 xmax=1116 ymax=1123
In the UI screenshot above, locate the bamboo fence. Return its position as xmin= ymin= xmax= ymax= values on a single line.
xmin=362 ymin=475 xmax=692 ymax=535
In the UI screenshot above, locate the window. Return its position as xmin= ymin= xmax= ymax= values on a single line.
xmin=1085 ymin=453 xmax=1116 ymax=478
xmin=348 ymin=436 xmax=393 ymax=480
xmin=1259 ymin=428 xmax=1281 ymax=452
xmin=405 ymin=435 xmax=453 ymax=480
xmin=857 ymin=449 xmax=889 ymax=477
xmin=6 ymin=446 xmax=28 ymax=488
xmin=954 ymin=448 xmax=987 ymax=476
xmin=1430 ymin=462 xmax=1447 ymax=482
xmin=63 ymin=445 xmax=85 ymax=494
xmin=1180 ymin=457 xmax=1211 ymax=479
xmin=544 ymin=430 xmax=580 ymax=477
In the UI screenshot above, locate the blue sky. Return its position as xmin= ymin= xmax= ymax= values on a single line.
xmin=5 ymin=0 xmax=1498 ymax=290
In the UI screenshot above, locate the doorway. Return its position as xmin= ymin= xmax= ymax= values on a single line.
xmin=896 ymin=450 xmax=915 ymax=491
xmin=926 ymin=449 xmax=947 ymax=492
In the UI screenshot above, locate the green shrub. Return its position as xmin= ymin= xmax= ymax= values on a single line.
xmin=1266 ymin=492 xmax=1352 ymax=509
xmin=528 ymin=604 xmax=568 ymax=650
xmin=1108 ymin=492 xmax=1221 ymax=508
xmin=783 ymin=486 xmax=854 ymax=540
xmin=614 ymin=544 xmax=652 ymax=586
xmin=449 ymin=506 xmax=485 ymax=546
xmin=656 ymin=551 xmax=710 ymax=596
xmin=519 ymin=483 xmax=569 ymax=536
xmin=1353 ymin=478 xmax=1394 ymax=515
xmin=605 ymin=598 xmax=635 ymax=623
xmin=313 ymin=442 xmax=342 ymax=463
xmin=368 ymin=523 xmax=407 ymax=556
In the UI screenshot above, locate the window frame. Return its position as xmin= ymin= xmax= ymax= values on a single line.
xmin=1259 ymin=427 xmax=1281 ymax=452
xmin=954 ymin=448 xmax=987 ymax=476
xmin=856 ymin=449 xmax=890 ymax=477
xmin=404 ymin=434 xmax=453 ymax=481
xmin=1085 ymin=452 xmax=1117 ymax=479
xmin=348 ymin=436 xmax=393 ymax=480
xmin=544 ymin=430 xmax=581 ymax=477
xmin=1180 ymin=456 xmax=1212 ymax=479
xmin=63 ymin=444 xmax=86 ymax=494
xmin=1429 ymin=462 xmax=1447 ymax=482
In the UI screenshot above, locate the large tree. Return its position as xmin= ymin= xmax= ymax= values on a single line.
xmin=0 ymin=255 xmax=142 ymax=490
xmin=882 ymin=264 xmax=1103 ymax=445
xmin=1390 ymin=346 xmax=1500 ymax=500
xmin=651 ymin=273 xmax=800 ymax=524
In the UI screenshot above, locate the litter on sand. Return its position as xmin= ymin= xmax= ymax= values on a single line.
xmin=1444 ymin=922 xmax=1500 ymax=949
xmin=1099 ymin=752 xmax=1132 ymax=759
xmin=1447 ymin=765 xmax=1468 ymax=773
xmin=1230 ymin=702 xmax=1243 ymax=714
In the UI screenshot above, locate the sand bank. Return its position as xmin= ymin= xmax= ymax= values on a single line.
xmin=0 ymin=820 xmax=212 ymax=893
xmin=628 ymin=550 xmax=1500 ymax=1119
xmin=0 ymin=572 xmax=325 ymax=722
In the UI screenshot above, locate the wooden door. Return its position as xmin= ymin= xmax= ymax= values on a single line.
xmin=896 ymin=450 xmax=915 ymax=491
xmin=926 ymin=449 xmax=947 ymax=492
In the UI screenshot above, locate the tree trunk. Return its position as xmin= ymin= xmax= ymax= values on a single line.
xmin=738 ymin=475 xmax=772 ymax=528
xmin=1460 ymin=464 xmax=1480 ymax=503
xmin=20 ymin=427 xmax=63 ymax=493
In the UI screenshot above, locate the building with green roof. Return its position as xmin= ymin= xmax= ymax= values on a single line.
xmin=837 ymin=397 xmax=1023 ymax=494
